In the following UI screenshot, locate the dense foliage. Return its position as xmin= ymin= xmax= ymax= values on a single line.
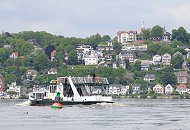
xmin=0 ymin=25 xmax=190 ymax=91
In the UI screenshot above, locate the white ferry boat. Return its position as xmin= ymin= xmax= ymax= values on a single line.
xmin=29 ymin=76 xmax=113 ymax=106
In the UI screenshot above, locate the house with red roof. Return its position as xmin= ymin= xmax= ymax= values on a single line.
xmin=117 ymin=30 xmax=137 ymax=44
xmin=10 ymin=52 xmax=18 ymax=59
xmin=176 ymin=84 xmax=188 ymax=94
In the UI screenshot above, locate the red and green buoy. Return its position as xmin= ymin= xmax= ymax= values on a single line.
xmin=51 ymin=92 xmax=63 ymax=109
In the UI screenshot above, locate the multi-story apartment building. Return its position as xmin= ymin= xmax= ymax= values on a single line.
xmin=117 ymin=31 xmax=137 ymax=44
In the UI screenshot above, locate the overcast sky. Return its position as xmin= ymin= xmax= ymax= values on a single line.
xmin=0 ymin=0 xmax=190 ymax=38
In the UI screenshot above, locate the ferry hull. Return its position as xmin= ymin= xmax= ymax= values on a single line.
xmin=30 ymin=99 xmax=114 ymax=106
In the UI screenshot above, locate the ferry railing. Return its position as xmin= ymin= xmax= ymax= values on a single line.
xmin=71 ymin=77 xmax=109 ymax=85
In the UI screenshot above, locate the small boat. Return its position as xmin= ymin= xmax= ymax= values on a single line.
xmin=29 ymin=76 xmax=114 ymax=106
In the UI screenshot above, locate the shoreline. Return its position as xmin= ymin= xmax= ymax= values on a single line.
xmin=113 ymin=95 xmax=189 ymax=99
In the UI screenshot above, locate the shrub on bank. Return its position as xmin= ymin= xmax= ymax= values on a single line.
xmin=140 ymin=94 xmax=147 ymax=99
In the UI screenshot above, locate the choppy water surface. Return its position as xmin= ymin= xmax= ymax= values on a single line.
xmin=0 ymin=98 xmax=190 ymax=130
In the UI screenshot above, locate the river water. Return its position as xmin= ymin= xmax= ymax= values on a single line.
xmin=0 ymin=98 xmax=190 ymax=130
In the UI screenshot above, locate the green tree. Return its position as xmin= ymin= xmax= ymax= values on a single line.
xmin=112 ymin=37 xmax=122 ymax=54
xmin=0 ymin=48 xmax=11 ymax=66
xmin=186 ymin=57 xmax=190 ymax=68
xmin=134 ymin=60 xmax=141 ymax=71
xmin=147 ymin=44 xmax=160 ymax=56
xmin=82 ymin=33 xmax=101 ymax=49
xmin=3 ymin=59 xmax=14 ymax=68
xmin=14 ymin=58 xmax=22 ymax=85
xmin=171 ymin=54 xmax=184 ymax=69
xmin=33 ymin=53 xmax=50 ymax=72
xmin=156 ymin=66 xmax=177 ymax=86
xmin=142 ymin=29 xmax=151 ymax=40
xmin=3 ymin=74 xmax=16 ymax=86
xmin=22 ymin=55 xmax=31 ymax=67
xmin=150 ymin=25 xmax=163 ymax=39
xmin=171 ymin=27 xmax=189 ymax=44
xmin=67 ymin=50 xmax=78 ymax=65
xmin=101 ymin=35 xmax=111 ymax=42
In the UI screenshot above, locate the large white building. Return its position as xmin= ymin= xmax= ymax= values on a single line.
xmin=76 ymin=45 xmax=93 ymax=54
xmin=153 ymin=54 xmax=162 ymax=65
xmin=117 ymin=31 xmax=137 ymax=44
xmin=83 ymin=51 xmax=98 ymax=65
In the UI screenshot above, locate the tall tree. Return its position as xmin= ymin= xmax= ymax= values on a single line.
xmin=14 ymin=58 xmax=22 ymax=85
xmin=142 ymin=29 xmax=151 ymax=40
xmin=171 ymin=54 xmax=184 ymax=69
xmin=33 ymin=53 xmax=50 ymax=72
xmin=156 ymin=66 xmax=177 ymax=86
xmin=171 ymin=27 xmax=189 ymax=44
xmin=150 ymin=25 xmax=163 ymax=39
xmin=67 ymin=50 xmax=78 ymax=65
xmin=134 ymin=60 xmax=141 ymax=71
xmin=101 ymin=35 xmax=111 ymax=42
xmin=82 ymin=33 xmax=101 ymax=49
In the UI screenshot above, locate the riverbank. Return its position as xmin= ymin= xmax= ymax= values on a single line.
xmin=113 ymin=94 xmax=189 ymax=99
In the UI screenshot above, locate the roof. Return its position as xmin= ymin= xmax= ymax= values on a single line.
xmin=144 ymin=74 xmax=155 ymax=79
xmin=154 ymin=84 xmax=164 ymax=88
xmin=177 ymin=84 xmax=187 ymax=89
xmin=175 ymin=71 xmax=188 ymax=77
xmin=48 ymin=68 xmax=58 ymax=72
xmin=26 ymin=70 xmax=38 ymax=75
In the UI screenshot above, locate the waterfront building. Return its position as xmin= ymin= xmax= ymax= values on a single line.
xmin=176 ymin=84 xmax=188 ymax=94
xmin=132 ymin=84 xmax=142 ymax=94
xmin=174 ymin=71 xmax=188 ymax=84
xmin=165 ymin=84 xmax=174 ymax=95
xmin=153 ymin=84 xmax=164 ymax=94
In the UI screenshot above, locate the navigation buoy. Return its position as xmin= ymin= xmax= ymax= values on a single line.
xmin=51 ymin=102 xmax=63 ymax=109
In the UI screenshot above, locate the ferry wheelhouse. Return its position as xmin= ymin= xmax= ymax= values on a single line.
xmin=29 ymin=76 xmax=113 ymax=106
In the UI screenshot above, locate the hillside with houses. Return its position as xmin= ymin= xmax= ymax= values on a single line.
xmin=1 ymin=24 xmax=190 ymax=99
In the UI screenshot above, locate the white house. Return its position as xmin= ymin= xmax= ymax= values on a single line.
xmin=153 ymin=54 xmax=161 ymax=65
xmin=48 ymin=68 xmax=58 ymax=75
xmin=117 ymin=50 xmax=136 ymax=63
xmin=153 ymin=84 xmax=164 ymax=94
xmin=132 ymin=84 xmax=142 ymax=94
xmin=107 ymin=84 xmax=129 ymax=95
xmin=76 ymin=45 xmax=93 ymax=54
xmin=165 ymin=84 xmax=174 ymax=95
xmin=96 ymin=41 xmax=114 ymax=51
xmin=141 ymin=60 xmax=151 ymax=71
xmin=162 ymin=53 xmax=171 ymax=65
xmin=121 ymin=44 xmax=147 ymax=51
xmin=144 ymin=74 xmax=156 ymax=82
xmin=107 ymin=85 xmax=120 ymax=95
xmin=120 ymin=85 xmax=130 ymax=95
xmin=83 ymin=51 xmax=98 ymax=65
xmin=7 ymin=82 xmax=27 ymax=97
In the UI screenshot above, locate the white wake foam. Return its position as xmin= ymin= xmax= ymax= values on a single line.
xmin=16 ymin=100 xmax=31 ymax=106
